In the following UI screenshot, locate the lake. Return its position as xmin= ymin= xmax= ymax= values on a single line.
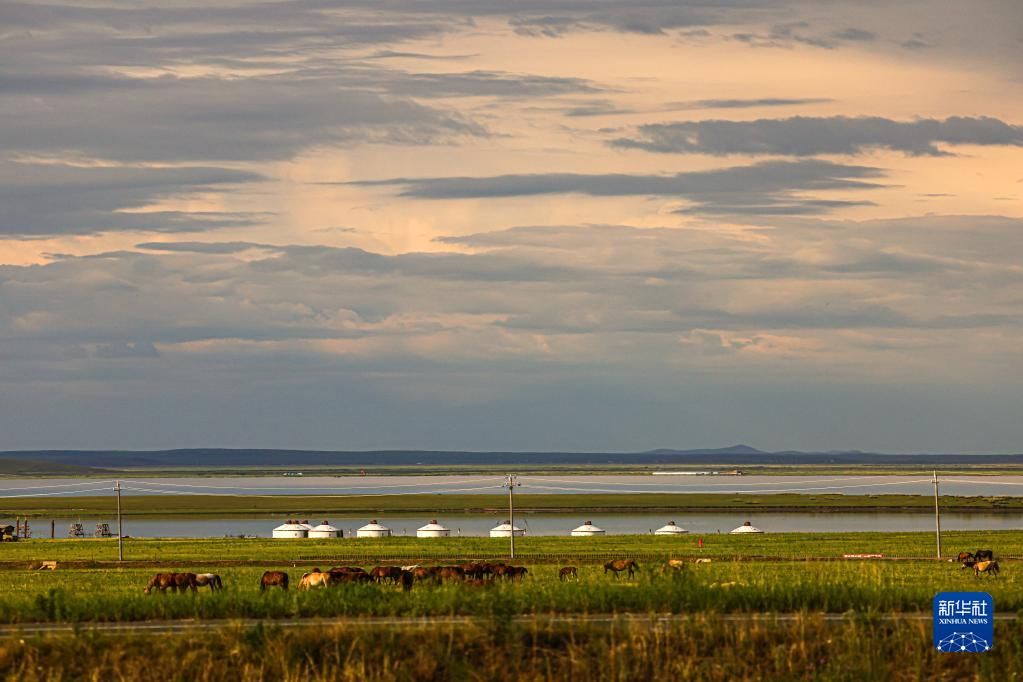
xmin=3 ymin=474 xmax=1022 ymax=497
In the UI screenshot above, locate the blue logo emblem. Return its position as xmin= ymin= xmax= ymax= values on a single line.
xmin=933 ymin=592 xmax=993 ymax=652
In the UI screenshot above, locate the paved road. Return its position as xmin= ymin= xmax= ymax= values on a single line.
xmin=0 ymin=612 xmax=1015 ymax=636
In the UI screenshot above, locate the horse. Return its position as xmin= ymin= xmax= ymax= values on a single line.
xmin=144 ymin=573 xmax=176 ymax=594
xmin=260 ymin=570 xmax=289 ymax=591
xmin=666 ymin=559 xmax=686 ymax=572
xmin=975 ymin=549 xmax=994 ymax=562
xmin=399 ymin=570 xmax=415 ymax=592
xmin=559 ymin=566 xmax=578 ymax=582
xmin=504 ymin=566 xmax=528 ymax=581
xmin=299 ymin=568 xmax=332 ymax=590
xmin=974 ymin=560 xmax=1000 ymax=577
xmin=370 ymin=566 xmax=403 ymax=584
xmin=330 ymin=571 xmax=372 ymax=586
xmin=176 ymin=573 xmax=199 ymax=593
xmin=436 ymin=566 xmax=466 ymax=582
xmin=412 ymin=566 xmax=440 ymax=585
xmin=957 ymin=551 xmax=975 ymax=563
xmin=604 ymin=559 xmax=639 ymax=578
xmin=460 ymin=562 xmax=494 ymax=581
xmin=195 ymin=573 xmax=223 ymax=591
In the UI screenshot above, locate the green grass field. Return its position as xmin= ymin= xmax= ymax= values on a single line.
xmin=0 ymin=530 xmax=1017 ymax=565
xmin=0 ymin=558 xmax=1016 ymax=624
xmin=3 ymin=492 xmax=1023 ymax=517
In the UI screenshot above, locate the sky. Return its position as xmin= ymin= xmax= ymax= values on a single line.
xmin=1 ymin=0 xmax=1022 ymax=453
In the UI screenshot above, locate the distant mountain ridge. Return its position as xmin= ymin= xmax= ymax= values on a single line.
xmin=4 ymin=447 xmax=1023 ymax=468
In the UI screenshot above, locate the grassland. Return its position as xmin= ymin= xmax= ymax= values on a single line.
xmin=1 ymin=615 xmax=1017 ymax=681
xmin=0 ymin=533 xmax=1016 ymax=679
xmin=0 ymin=530 xmax=1020 ymax=565
xmin=0 ymin=558 xmax=1018 ymax=624
xmin=3 ymin=492 xmax=1023 ymax=518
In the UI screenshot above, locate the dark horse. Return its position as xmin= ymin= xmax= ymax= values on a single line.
xmin=259 ymin=570 xmax=289 ymax=591
xmin=559 ymin=566 xmax=578 ymax=581
xmin=604 ymin=559 xmax=639 ymax=578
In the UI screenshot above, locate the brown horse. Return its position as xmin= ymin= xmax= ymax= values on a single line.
xmin=330 ymin=571 xmax=372 ymax=586
xmin=195 ymin=573 xmax=223 ymax=591
xmin=957 ymin=551 xmax=975 ymax=563
xmin=370 ymin=566 xmax=403 ymax=584
xmin=559 ymin=566 xmax=578 ymax=581
xmin=259 ymin=570 xmax=289 ymax=591
xmin=144 ymin=572 xmax=198 ymax=594
xmin=460 ymin=562 xmax=494 ymax=581
xmin=144 ymin=573 xmax=175 ymax=594
xmin=604 ymin=559 xmax=639 ymax=578
xmin=412 ymin=566 xmax=440 ymax=584
xmin=436 ymin=566 xmax=466 ymax=582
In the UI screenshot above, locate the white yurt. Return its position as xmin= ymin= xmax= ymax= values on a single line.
xmin=489 ymin=520 xmax=525 ymax=538
xmin=272 ymin=520 xmax=309 ymax=539
xmin=654 ymin=521 xmax=689 ymax=535
xmin=570 ymin=520 xmax=605 ymax=537
xmin=308 ymin=520 xmax=342 ymax=539
xmin=730 ymin=521 xmax=764 ymax=534
xmin=356 ymin=520 xmax=392 ymax=538
xmin=416 ymin=519 xmax=451 ymax=538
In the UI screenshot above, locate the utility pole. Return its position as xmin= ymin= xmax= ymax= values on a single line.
xmin=115 ymin=480 xmax=124 ymax=561
xmin=933 ymin=471 xmax=941 ymax=559
xmin=506 ymin=474 xmax=519 ymax=559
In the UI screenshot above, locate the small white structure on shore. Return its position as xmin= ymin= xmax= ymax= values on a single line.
xmin=308 ymin=521 xmax=342 ymax=539
xmin=571 ymin=520 xmax=605 ymax=537
xmin=272 ymin=520 xmax=309 ymax=539
xmin=489 ymin=520 xmax=525 ymax=538
xmin=730 ymin=521 xmax=764 ymax=534
xmin=654 ymin=521 xmax=689 ymax=535
xmin=356 ymin=520 xmax=391 ymax=538
xmin=417 ymin=519 xmax=451 ymax=538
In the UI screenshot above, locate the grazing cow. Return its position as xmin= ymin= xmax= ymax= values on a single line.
xmin=559 ymin=566 xmax=578 ymax=582
xmin=370 ymin=566 xmax=403 ymax=584
xmin=975 ymin=549 xmax=994 ymax=562
xmin=974 ymin=560 xmax=1000 ymax=577
xmin=259 ymin=571 xmax=289 ymax=591
xmin=195 ymin=573 xmax=223 ymax=591
xmin=604 ymin=559 xmax=639 ymax=579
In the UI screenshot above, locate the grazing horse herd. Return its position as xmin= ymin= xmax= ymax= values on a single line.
xmin=957 ymin=549 xmax=1000 ymax=577
xmin=144 ymin=550 xmax=1003 ymax=594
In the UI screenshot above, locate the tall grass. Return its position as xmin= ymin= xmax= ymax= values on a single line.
xmin=0 ymin=560 xmax=1016 ymax=623
xmin=0 ymin=615 xmax=1019 ymax=681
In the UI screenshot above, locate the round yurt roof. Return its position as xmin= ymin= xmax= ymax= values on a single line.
xmin=297 ymin=520 xmax=315 ymax=530
xmin=490 ymin=521 xmax=524 ymax=532
xmin=417 ymin=519 xmax=449 ymax=531
xmin=357 ymin=520 xmax=390 ymax=531
xmin=310 ymin=521 xmax=339 ymax=533
xmin=655 ymin=521 xmax=689 ymax=534
xmin=730 ymin=521 xmax=763 ymax=534
xmin=571 ymin=521 xmax=604 ymax=533
xmin=273 ymin=521 xmax=308 ymax=532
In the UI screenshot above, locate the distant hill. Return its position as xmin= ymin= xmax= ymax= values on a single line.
xmin=4 ymin=447 xmax=1023 ymax=469
xmin=643 ymin=444 xmax=767 ymax=456
xmin=0 ymin=457 xmax=110 ymax=476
